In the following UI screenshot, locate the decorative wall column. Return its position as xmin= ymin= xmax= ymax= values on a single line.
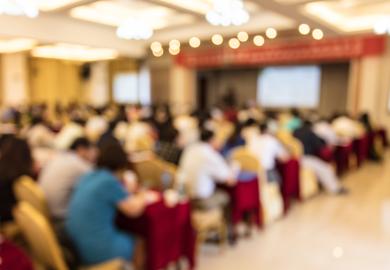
xmin=170 ymin=64 xmax=197 ymax=115
xmin=1 ymin=53 xmax=29 ymax=106
xmin=86 ymin=61 xmax=110 ymax=107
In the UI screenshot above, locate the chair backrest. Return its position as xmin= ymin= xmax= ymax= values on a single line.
xmin=134 ymin=158 xmax=177 ymax=190
xmin=276 ymin=131 xmax=303 ymax=158
xmin=230 ymin=147 xmax=262 ymax=173
xmin=14 ymin=176 xmax=50 ymax=218
xmin=13 ymin=202 xmax=68 ymax=270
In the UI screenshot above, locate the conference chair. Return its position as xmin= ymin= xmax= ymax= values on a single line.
xmin=191 ymin=208 xmax=227 ymax=253
xmin=13 ymin=202 xmax=129 ymax=270
xmin=14 ymin=175 xmax=50 ymax=219
xmin=133 ymin=157 xmax=177 ymax=190
xmin=230 ymin=147 xmax=283 ymax=225
xmin=276 ymin=132 xmax=319 ymax=199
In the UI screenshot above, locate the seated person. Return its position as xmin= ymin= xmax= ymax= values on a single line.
xmin=313 ymin=117 xmax=347 ymax=146
xmin=0 ymin=136 xmax=34 ymax=222
xmin=178 ymin=129 xmax=236 ymax=211
xmin=54 ymin=118 xmax=85 ymax=150
xmin=115 ymin=105 xmax=155 ymax=152
xmin=26 ymin=116 xmax=55 ymax=148
xmin=285 ymin=108 xmax=303 ymax=132
xmin=85 ymin=115 xmax=108 ymax=143
xmin=39 ymin=137 xmax=95 ymax=222
xmin=66 ymin=141 xmax=153 ymax=267
xmin=294 ymin=120 xmax=347 ymax=195
xmin=220 ymin=123 xmax=245 ymax=158
xmin=246 ymin=122 xmax=289 ymax=183
xmin=331 ymin=113 xmax=365 ymax=140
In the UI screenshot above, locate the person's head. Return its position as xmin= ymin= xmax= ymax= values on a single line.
xmin=302 ymin=119 xmax=313 ymax=128
xmin=97 ymin=140 xmax=128 ymax=177
xmin=290 ymin=108 xmax=301 ymax=118
xmin=0 ymin=136 xmax=33 ymax=183
xmin=259 ymin=122 xmax=268 ymax=134
xmin=69 ymin=137 xmax=96 ymax=163
xmin=31 ymin=116 xmax=44 ymax=127
xmin=200 ymin=129 xmax=219 ymax=149
xmin=242 ymin=118 xmax=258 ymax=129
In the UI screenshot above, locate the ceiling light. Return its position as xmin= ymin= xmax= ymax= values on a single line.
xmin=206 ymin=0 xmax=250 ymax=27
xmin=299 ymin=23 xmax=310 ymax=35
xmin=117 ymin=18 xmax=153 ymax=40
xmin=211 ymin=34 xmax=223 ymax=45
xmin=237 ymin=31 xmax=249 ymax=42
xmin=169 ymin=46 xmax=180 ymax=55
xmin=150 ymin=41 xmax=162 ymax=52
xmin=189 ymin=37 xmax=201 ymax=48
xmin=253 ymin=35 xmax=264 ymax=47
xmin=169 ymin=39 xmax=180 ymax=49
xmin=228 ymin=38 xmax=240 ymax=49
xmin=312 ymin=28 xmax=324 ymax=40
xmin=266 ymin=28 xmax=277 ymax=39
xmin=0 ymin=0 xmax=39 ymax=18
xmin=152 ymin=48 xmax=164 ymax=57
xmin=0 ymin=38 xmax=37 ymax=53
xmin=31 ymin=43 xmax=118 ymax=62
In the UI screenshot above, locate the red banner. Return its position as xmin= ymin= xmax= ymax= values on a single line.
xmin=175 ymin=35 xmax=386 ymax=68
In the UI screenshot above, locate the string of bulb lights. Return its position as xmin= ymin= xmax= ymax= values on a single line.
xmin=149 ymin=24 xmax=325 ymax=57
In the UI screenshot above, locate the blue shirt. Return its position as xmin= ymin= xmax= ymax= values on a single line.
xmin=66 ymin=169 xmax=134 ymax=265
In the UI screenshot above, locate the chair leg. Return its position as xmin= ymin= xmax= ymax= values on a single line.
xmin=218 ymin=224 xmax=227 ymax=249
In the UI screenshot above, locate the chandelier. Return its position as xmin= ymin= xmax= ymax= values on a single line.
xmin=117 ymin=18 xmax=153 ymax=40
xmin=0 ymin=0 xmax=39 ymax=18
xmin=206 ymin=0 xmax=250 ymax=27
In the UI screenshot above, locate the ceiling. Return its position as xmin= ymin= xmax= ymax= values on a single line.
xmin=0 ymin=0 xmax=388 ymax=58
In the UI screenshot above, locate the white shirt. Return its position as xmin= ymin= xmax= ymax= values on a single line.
xmin=27 ymin=124 xmax=55 ymax=148
xmin=247 ymin=134 xmax=287 ymax=171
xmin=314 ymin=121 xmax=339 ymax=146
xmin=39 ymin=152 xmax=92 ymax=219
xmin=178 ymin=142 xmax=233 ymax=199
xmin=332 ymin=117 xmax=364 ymax=139
xmin=54 ymin=122 xmax=84 ymax=150
xmin=85 ymin=116 xmax=108 ymax=142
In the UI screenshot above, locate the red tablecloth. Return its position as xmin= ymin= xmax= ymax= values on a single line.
xmin=353 ymin=135 xmax=369 ymax=166
xmin=116 ymin=200 xmax=196 ymax=270
xmin=0 ymin=239 xmax=33 ymax=270
xmin=219 ymin=177 xmax=263 ymax=228
xmin=334 ymin=143 xmax=353 ymax=175
xmin=277 ymin=159 xmax=300 ymax=213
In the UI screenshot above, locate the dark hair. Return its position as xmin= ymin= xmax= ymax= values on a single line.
xmin=0 ymin=137 xmax=33 ymax=184
xmin=72 ymin=118 xmax=86 ymax=127
xmin=97 ymin=141 xmax=128 ymax=171
xmin=290 ymin=108 xmax=300 ymax=118
xmin=200 ymin=129 xmax=215 ymax=142
xmin=259 ymin=122 xmax=268 ymax=133
xmin=0 ymin=134 xmax=14 ymax=153
xmin=242 ymin=118 xmax=257 ymax=128
xmin=31 ymin=116 xmax=44 ymax=126
xmin=69 ymin=137 xmax=91 ymax=151
xmin=303 ymin=120 xmax=313 ymax=127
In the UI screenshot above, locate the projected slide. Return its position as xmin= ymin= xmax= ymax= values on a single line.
xmin=257 ymin=65 xmax=322 ymax=108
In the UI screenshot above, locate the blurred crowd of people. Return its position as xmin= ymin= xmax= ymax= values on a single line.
xmin=0 ymin=99 xmax=386 ymax=268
